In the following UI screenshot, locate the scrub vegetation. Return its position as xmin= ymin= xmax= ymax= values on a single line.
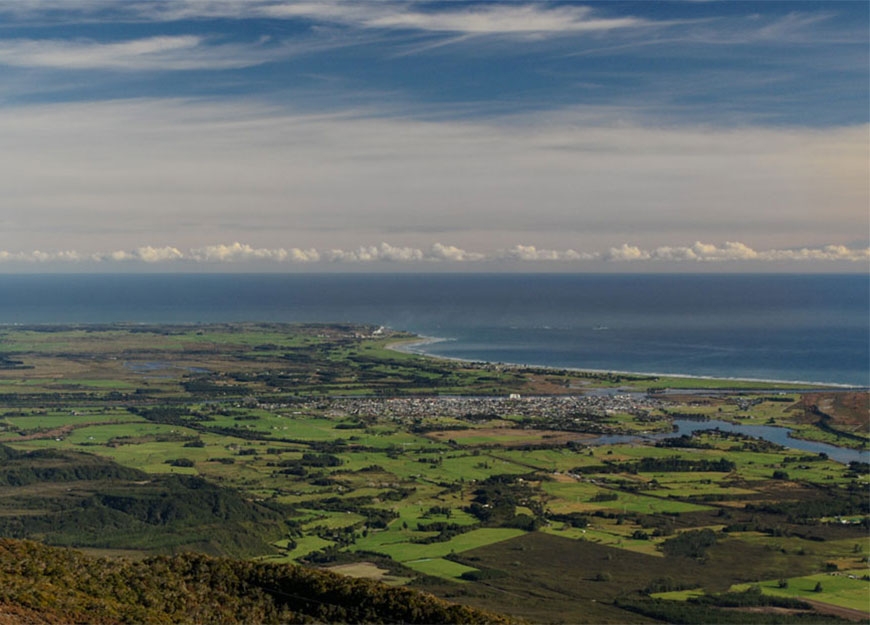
xmin=0 ymin=323 xmax=866 ymax=624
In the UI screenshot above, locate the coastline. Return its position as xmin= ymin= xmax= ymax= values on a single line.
xmin=2 ymin=273 xmax=865 ymax=388
xmin=387 ymin=333 xmax=869 ymax=454
xmin=387 ymin=335 xmax=862 ymax=391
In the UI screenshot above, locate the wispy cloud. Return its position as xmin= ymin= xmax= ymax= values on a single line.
xmin=1 ymin=2 xmax=849 ymax=46
xmin=1 ymin=242 xmax=866 ymax=266
xmin=0 ymin=35 xmax=287 ymax=70
xmin=282 ymin=3 xmax=654 ymax=35
xmin=0 ymin=2 xmax=659 ymax=37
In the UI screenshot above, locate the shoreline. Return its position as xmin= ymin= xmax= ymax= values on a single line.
xmin=388 ymin=334 xmax=869 ymax=454
xmin=387 ymin=335 xmax=864 ymax=391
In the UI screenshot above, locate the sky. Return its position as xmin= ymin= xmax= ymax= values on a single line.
xmin=0 ymin=0 xmax=867 ymax=272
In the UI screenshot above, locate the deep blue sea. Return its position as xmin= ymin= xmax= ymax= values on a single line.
xmin=0 ymin=273 xmax=867 ymax=387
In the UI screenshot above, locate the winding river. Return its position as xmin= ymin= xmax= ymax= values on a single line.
xmin=587 ymin=419 xmax=868 ymax=465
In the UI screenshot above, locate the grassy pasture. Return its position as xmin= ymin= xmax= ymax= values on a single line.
xmin=491 ymin=447 xmax=602 ymax=472
xmin=301 ymin=512 xmax=367 ymax=531
xmin=429 ymin=453 xmax=530 ymax=481
xmin=542 ymin=480 xmax=712 ymax=515
xmin=645 ymin=472 xmax=759 ymax=498
xmin=403 ymin=557 xmax=478 ymax=580
xmin=406 ymin=505 xmax=480 ymax=529
xmin=0 ymin=324 xmax=865 ymax=624
xmin=7 ymin=422 xmax=200 ymax=451
xmin=731 ymin=533 xmax=869 ymax=565
xmin=336 ymin=450 xmax=529 ymax=482
xmin=650 ymin=588 xmax=705 ymax=600
xmin=731 ymin=571 xmax=870 ymax=612
xmin=1 ymin=412 xmax=143 ymax=433
xmin=266 ymin=535 xmax=334 ymax=562
xmin=788 ymin=427 xmax=870 ymax=450
xmin=425 ymin=428 xmax=594 ymax=447
xmin=352 ymin=527 xmax=526 ymax=563
xmin=541 ymin=523 xmax=666 ymax=557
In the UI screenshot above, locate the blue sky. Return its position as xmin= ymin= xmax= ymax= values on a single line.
xmin=0 ymin=1 xmax=867 ymax=271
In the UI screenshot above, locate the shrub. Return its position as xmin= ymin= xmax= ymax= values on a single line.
xmin=661 ymin=529 xmax=718 ymax=559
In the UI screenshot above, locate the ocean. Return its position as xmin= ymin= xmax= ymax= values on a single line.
xmin=0 ymin=273 xmax=866 ymax=387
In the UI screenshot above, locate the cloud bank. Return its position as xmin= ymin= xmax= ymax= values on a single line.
xmin=604 ymin=242 xmax=869 ymax=263
xmin=0 ymin=98 xmax=865 ymax=259
xmin=1 ymin=242 xmax=866 ymax=266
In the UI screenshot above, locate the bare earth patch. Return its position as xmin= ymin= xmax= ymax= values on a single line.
xmin=724 ymin=606 xmax=813 ymax=617
xmin=796 ymin=392 xmax=870 ymax=433
xmin=803 ymin=599 xmax=870 ymax=623
xmin=324 ymin=561 xmax=391 ymax=580
xmin=0 ymin=424 xmax=76 ymax=442
xmin=551 ymin=472 xmax=580 ymax=483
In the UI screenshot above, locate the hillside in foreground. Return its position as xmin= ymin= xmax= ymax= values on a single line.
xmin=0 ymin=538 xmax=514 ymax=624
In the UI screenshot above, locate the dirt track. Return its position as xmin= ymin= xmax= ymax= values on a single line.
xmin=803 ymin=598 xmax=870 ymax=622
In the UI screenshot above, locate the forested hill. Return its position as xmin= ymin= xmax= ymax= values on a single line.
xmin=0 ymin=444 xmax=288 ymax=558
xmin=0 ymin=538 xmax=514 ymax=624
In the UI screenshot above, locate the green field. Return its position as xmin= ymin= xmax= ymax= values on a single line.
xmin=402 ymin=557 xmax=479 ymax=580
xmin=732 ymin=571 xmax=870 ymax=611
xmin=0 ymin=323 xmax=866 ymax=624
xmin=353 ymin=527 xmax=526 ymax=562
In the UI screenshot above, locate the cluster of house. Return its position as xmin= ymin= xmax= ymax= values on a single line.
xmin=304 ymin=393 xmax=669 ymax=427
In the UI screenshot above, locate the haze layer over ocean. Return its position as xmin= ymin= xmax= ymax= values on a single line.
xmin=0 ymin=274 xmax=866 ymax=387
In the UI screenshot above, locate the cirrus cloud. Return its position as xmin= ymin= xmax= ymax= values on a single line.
xmin=0 ymin=35 xmax=289 ymax=71
xmin=7 ymin=1 xmax=658 ymax=38
xmin=340 ymin=4 xmax=653 ymax=35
